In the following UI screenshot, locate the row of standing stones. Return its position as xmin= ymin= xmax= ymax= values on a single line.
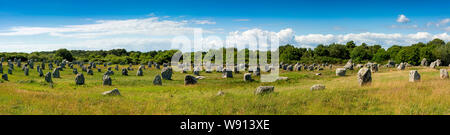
xmin=0 ymin=57 xmax=449 ymax=96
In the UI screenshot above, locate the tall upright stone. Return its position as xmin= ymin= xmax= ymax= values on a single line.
xmin=420 ymin=58 xmax=428 ymax=66
xmin=161 ymin=67 xmax=173 ymax=80
xmin=409 ymin=70 xmax=421 ymax=82
xmin=397 ymin=63 xmax=405 ymax=70
xmin=344 ymin=59 xmax=354 ymax=70
xmin=440 ymin=69 xmax=449 ymax=79
xmin=121 ymin=68 xmax=128 ymax=76
xmin=44 ymin=72 xmax=52 ymax=83
xmin=8 ymin=67 xmax=12 ymax=74
xmin=75 ymin=73 xmax=85 ymax=85
xmin=38 ymin=68 xmax=43 ymax=77
xmin=52 ymin=68 xmax=60 ymax=78
xmin=429 ymin=61 xmax=437 ymax=69
xmin=24 ymin=67 xmax=29 ymax=76
xmin=2 ymin=74 xmax=8 ymax=81
xmin=153 ymin=74 xmax=162 ymax=85
xmin=136 ymin=66 xmax=144 ymax=76
xmin=0 ymin=64 xmax=3 ymax=74
xmin=73 ymin=68 xmax=78 ymax=74
xmin=103 ymin=75 xmax=112 ymax=86
xmin=115 ymin=65 xmax=119 ymax=71
xmin=357 ymin=68 xmax=372 ymax=86
xmin=87 ymin=69 xmax=94 ymax=75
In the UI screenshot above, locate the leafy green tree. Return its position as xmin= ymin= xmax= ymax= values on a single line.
xmin=350 ymin=45 xmax=370 ymax=63
xmin=55 ymin=48 xmax=74 ymax=61
xmin=395 ymin=47 xmax=420 ymax=65
xmin=372 ymin=48 xmax=389 ymax=63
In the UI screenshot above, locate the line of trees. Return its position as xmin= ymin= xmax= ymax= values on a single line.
xmin=0 ymin=38 xmax=449 ymax=65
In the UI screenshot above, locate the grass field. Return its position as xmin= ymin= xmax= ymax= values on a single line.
xmin=0 ymin=63 xmax=448 ymax=115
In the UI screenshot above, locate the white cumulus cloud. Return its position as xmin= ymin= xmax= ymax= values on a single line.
xmin=397 ymin=14 xmax=410 ymax=23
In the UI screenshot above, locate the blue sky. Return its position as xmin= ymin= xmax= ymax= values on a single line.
xmin=0 ymin=0 xmax=449 ymax=52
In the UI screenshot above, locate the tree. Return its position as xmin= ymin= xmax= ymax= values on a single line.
xmin=433 ymin=43 xmax=450 ymax=65
xmin=395 ymin=47 xmax=420 ymax=65
xmin=372 ymin=48 xmax=389 ymax=63
xmin=350 ymin=46 xmax=370 ymax=63
xmin=55 ymin=48 xmax=74 ymax=61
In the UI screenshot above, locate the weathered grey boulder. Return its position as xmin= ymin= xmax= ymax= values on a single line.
xmin=336 ymin=68 xmax=346 ymax=76
xmin=287 ymin=65 xmax=293 ymax=71
xmin=44 ymin=72 xmax=52 ymax=83
xmin=315 ymin=73 xmax=322 ymax=76
xmin=435 ymin=59 xmax=442 ymax=66
xmin=253 ymin=67 xmax=261 ymax=76
xmin=2 ymin=74 xmax=7 ymax=81
xmin=104 ymin=70 xmax=114 ymax=76
xmin=38 ymin=68 xmax=43 ymax=77
xmin=8 ymin=68 xmax=12 ymax=74
xmin=73 ymin=68 xmax=78 ymax=74
xmin=136 ymin=66 xmax=143 ymax=76
xmin=121 ymin=68 xmax=128 ymax=76
xmin=397 ymin=63 xmax=405 ymax=70
xmin=357 ymin=68 xmax=372 ymax=86
xmin=344 ymin=59 xmax=354 ymax=70
xmin=52 ymin=68 xmax=60 ymax=78
xmin=115 ymin=65 xmax=119 ymax=71
xmin=222 ymin=69 xmax=233 ymax=78
xmin=420 ymin=58 xmax=428 ymax=66
xmin=0 ymin=64 xmax=2 ymax=74
xmin=24 ymin=67 xmax=29 ymax=76
xmin=244 ymin=73 xmax=253 ymax=82
xmin=255 ymin=86 xmax=274 ymax=95
xmin=308 ymin=65 xmax=314 ymax=71
xmin=195 ymin=76 xmax=206 ymax=80
xmin=102 ymin=88 xmax=121 ymax=96
xmin=103 ymin=75 xmax=112 ymax=86
xmin=184 ymin=75 xmax=197 ymax=85
xmin=310 ymin=84 xmax=325 ymax=91
xmin=429 ymin=61 xmax=437 ymax=69
xmin=153 ymin=74 xmax=162 ymax=85
xmin=87 ymin=69 xmax=94 ymax=75
xmin=161 ymin=67 xmax=173 ymax=80
xmin=409 ymin=70 xmax=421 ymax=82
xmin=440 ymin=69 xmax=449 ymax=79
xmin=216 ymin=91 xmax=225 ymax=96
xmin=75 ymin=73 xmax=85 ymax=85
xmin=97 ymin=68 xmax=101 ymax=72
xmin=276 ymin=77 xmax=288 ymax=81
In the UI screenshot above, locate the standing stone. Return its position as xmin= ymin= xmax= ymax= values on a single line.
xmin=397 ymin=63 xmax=405 ymax=70
xmin=435 ymin=59 xmax=442 ymax=66
xmin=409 ymin=70 xmax=421 ymax=82
xmin=0 ymin=57 xmax=3 ymax=63
xmin=155 ymin=64 xmax=160 ymax=69
xmin=104 ymin=70 xmax=114 ymax=76
xmin=8 ymin=67 xmax=12 ymax=74
xmin=44 ymin=72 xmax=52 ymax=83
xmin=2 ymin=74 xmax=8 ymax=81
xmin=97 ymin=68 xmax=101 ymax=72
xmin=49 ymin=63 xmax=53 ymax=70
xmin=244 ymin=73 xmax=253 ymax=82
xmin=222 ymin=69 xmax=233 ymax=78
xmin=0 ymin=64 xmax=2 ymax=74
xmin=103 ymin=75 xmax=112 ymax=86
xmin=52 ymin=68 xmax=60 ymax=78
xmin=295 ymin=65 xmax=302 ymax=71
xmin=429 ymin=61 xmax=437 ymax=69
xmin=121 ymin=68 xmax=128 ymax=76
xmin=344 ymin=59 xmax=354 ymax=70
xmin=136 ymin=66 xmax=144 ymax=76
xmin=255 ymin=86 xmax=274 ymax=95
xmin=310 ymin=84 xmax=326 ymax=91
xmin=193 ymin=69 xmax=200 ymax=76
xmin=336 ymin=68 xmax=346 ymax=76
xmin=161 ymin=67 xmax=173 ymax=80
xmin=440 ymin=69 xmax=449 ymax=79
xmin=115 ymin=65 xmax=119 ymax=71
xmin=357 ymin=68 xmax=372 ymax=86
xmin=102 ymin=88 xmax=121 ymax=96
xmin=87 ymin=69 xmax=94 ymax=75
xmin=41 ymin=62 xmax=45 ymax=70
xmin=184 ymin=75 xmax=197 ymax=85
xmin=73 ymin=68 xmax=78 ymax=74
xmin=420 ymin=58 xmax=428 ymax=66
xmin=38 ymin=68 xmax=43 ymax=77
xmin=253 ymin=67 xmax=260 ymax=76
xmin=153 ymin=74 xmax=162 ymax=85
xmin=24 ymin=67 xmax=29 ymax=76
xmin=370 ymin=64 xmax=378 ymax=72
xmin=287 ymin=65 xmax=293 ymax=71
xmin=75 ymin=73 xmax=85 ymax=85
